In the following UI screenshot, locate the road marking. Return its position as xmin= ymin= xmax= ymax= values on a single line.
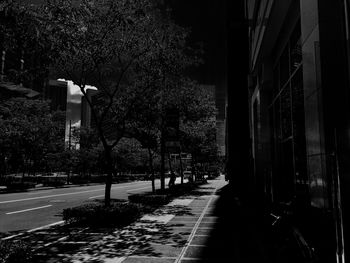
xmin=127 ymin=186 xmax=150 ymax=193
xmin=1 ymin=220 xmax=65 ymax=240
xmin=27 ymin=190 xmax=52 ymax=195
xmin=1 ymin=233 xmax=24 ymax=240
xmin=0 ymin=182 xmax=149 ymax=204
xmin=27 ymin=220 xmax=65 ymax=233
xmin=6 ymin=205 xmax=53 ymax=215
xmin=88 ymin=195 xmax=104 ymax=199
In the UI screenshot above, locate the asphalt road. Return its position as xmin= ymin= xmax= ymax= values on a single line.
xmin=0 ymin=179 xmax=174 ymax=236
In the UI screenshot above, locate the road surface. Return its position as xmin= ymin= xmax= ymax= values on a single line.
xmin=0 ymin=179 xmax=175 ymax=236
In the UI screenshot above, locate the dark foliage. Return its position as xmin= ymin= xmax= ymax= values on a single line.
xmin=0 ymin=240 xmax=33 ymax=263
xmin=62 ymin=201 xmax=141 ymax=227
xmin=129 ymin=181 xmax=207 ymax=206
xmin=128 ymin=193 xmax=171 ymax=206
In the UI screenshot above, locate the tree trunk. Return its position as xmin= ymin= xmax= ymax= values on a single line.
xmin=179 ymin=151 xmax=184 ymax=184
xmin=160 ymin=127 xmax=165 ymax=190
xmin=167 ymin=152 xmax=173 ymax=173
xmin=147 ymin=147 xmax=155 ymax=193
xmin=104 ymin=147 xmax=113 ymax=206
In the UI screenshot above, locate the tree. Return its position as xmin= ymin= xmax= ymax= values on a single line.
xmin=39 ymin=0 xmax=195 ymax=205
xmin=0 ymin=98 xmax=65 ymax=176
xmin=178 ymin=83 xmax=217 ymax=163
xmin=0 ymin=1 xmax=59 ymax=89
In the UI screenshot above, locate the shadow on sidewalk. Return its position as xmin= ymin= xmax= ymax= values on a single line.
xmin=194 ymin=183 xmax=272 ymax=263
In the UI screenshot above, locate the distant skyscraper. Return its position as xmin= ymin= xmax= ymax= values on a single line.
xmin=43 ymin=80 xmax=68 ymax=111
xmin=81 ymin=89 xmax=98 ymax=129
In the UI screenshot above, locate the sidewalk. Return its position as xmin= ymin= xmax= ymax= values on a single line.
xmin=31 ymin=176 xmax=271 ymax=262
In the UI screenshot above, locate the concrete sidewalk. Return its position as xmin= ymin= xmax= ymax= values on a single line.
xmin=33 ymin=177 xmax=271 ymax=262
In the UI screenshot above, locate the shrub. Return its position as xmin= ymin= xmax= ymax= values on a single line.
xmin=129 ymin=182 xmax=207 ymax=206
xmin=90 ymin=175 xmax=105 ymax=183
xmin=69 ymin=176 xmax=90 ymax=185
xmin=166 ymin=182 xmax=198 ymax=196
xmin=6 ymin=182 xmax=36 ymax=190
xmin=63 ymin=201 xmax=141 ymax=227
xmin=0 ymin=240 xmax=33 ymax=263
xmin=128 ymin=193 xmax=171 ymax=206
xmin=41 ymin=175 xmax=66 ymax=187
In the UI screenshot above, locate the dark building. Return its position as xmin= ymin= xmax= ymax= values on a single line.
xmin=81 ymin=88 xmax=98 ymax=129
xmin=43 ymin=80 xmax=68 ymax=111
xmin=245 ymin=1 xmax=350 ymax=262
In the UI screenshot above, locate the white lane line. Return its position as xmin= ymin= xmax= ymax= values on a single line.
xmin=1 ymin=233 xmax=24 ymax=240
xmin=0 ymin=182 xmax=149 ymax=204
xmin=6 ymin=205 xmax=53 ymax=215
xmin=127 ymin=186 xmax=150 ymax=193
xmin=88 ymin=195 xmax=104 ymax=199
xmin=1 ymin=220 xmax=65 ymax=240
xmin=27 ymin=190 xmax=52 ymax=195
xmin=27 ymin=220 xmax=65 ymax=233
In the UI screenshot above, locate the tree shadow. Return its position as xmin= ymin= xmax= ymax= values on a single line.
xmin=18 ymin=202 xmax=195 ymax=262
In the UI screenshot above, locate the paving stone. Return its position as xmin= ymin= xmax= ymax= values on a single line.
xmin=169 ymin=216 xmax=198 ymax=222
xmin=194 ymin=228 xmax=213 ymax=235
xmin=132 ymin=244 xmax=182 ymax=258
xmin=198 ymin=222 xmax=216 ymax=228
xmin=123 ymin=257 xmax=175 ymax=263
xmin=183 ymin=245 xmax=205 ymax=258
xmin=201 ymin=216 xmax=218 ymax=223
xmin=190 ymin=235 xmax=208 ymax=246
xmin=167 ymin=222 xmax=196 ymax=228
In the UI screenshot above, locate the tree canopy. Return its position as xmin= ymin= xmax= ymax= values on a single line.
xmin=0 ymin=98 xmax=65 ymax=175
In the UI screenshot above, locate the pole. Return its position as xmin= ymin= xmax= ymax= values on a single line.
xmin=179 ymin=151 xmax=184 ymax=184
xmin=160 ymin=126 xmax=165 ymax=190
xmin=69 ymin=120 xmax=72 ymax=150
xmin=1 ymin=50 xmax=5 ymax=82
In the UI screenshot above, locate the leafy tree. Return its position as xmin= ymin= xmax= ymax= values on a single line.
xmin=133 ymin=80 xmax=216 ymax=184
xmin=114 ymin=138 xmax=148 ymax=174
xmin=178 ymin=83 xmax=217 ymax=165
xmin=38 ymin=0 xmax=195 ymax=205
xmin=0 ymin=98 xmax=65 ymax=176
xmin=0 ymin=1 xmax=59 ymax=89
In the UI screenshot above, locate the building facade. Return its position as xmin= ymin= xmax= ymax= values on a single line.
xmin=246 ymin=0 xmax=350 ymax=262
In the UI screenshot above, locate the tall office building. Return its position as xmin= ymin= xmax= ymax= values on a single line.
xmin=81 ymin=88 xmax=98 ymax=129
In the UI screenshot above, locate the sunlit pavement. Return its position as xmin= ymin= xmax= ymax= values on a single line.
xmin=29 ymin=177 xmax=235 ymax=262
xmin=2 ymin=176 xmax=273 ymax=263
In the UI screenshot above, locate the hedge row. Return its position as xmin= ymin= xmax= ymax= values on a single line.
xmin=63 ymin=181 xmax=207 ymax=228
xmin=62 ymin=201 xmax=141 ymax=227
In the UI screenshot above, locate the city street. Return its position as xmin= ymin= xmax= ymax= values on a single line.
xmin=0 ymin=179 xmax=174 ymax=236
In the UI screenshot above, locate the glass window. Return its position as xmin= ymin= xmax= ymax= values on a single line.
xmin=280 ymin=45 xmax=290 ymax=86
xmin=280 ymin=85 xmax=292 ymax=140
xmin=290 ymin=21 xmax=302 ymax=73
xmin=273 ymin=65 xmax=280 ymax=96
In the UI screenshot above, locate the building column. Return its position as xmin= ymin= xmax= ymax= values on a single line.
xmin=226 ymin=0 xmax=251 ymax=200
